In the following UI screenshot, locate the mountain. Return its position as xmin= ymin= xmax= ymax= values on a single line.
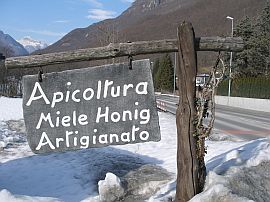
xmin=35 ymin=0 xmax=267 ymax=69
xmin=0 ymin=31 xmax=28 ymax=58
xmin=18 ymin=36 xmax=48 ymax=54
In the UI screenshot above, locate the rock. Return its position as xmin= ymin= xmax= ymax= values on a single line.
xmin=229 ymin=161 xmax=270 ymax=202
xmin=122 ymin=164 xmax=173 ymax=201
xmin=97 ymin=164 xmax=173 ymax=202
xmin=6 ymin=119 xmax=26 ymax=134
xmin=98 ymin=173 xmax=125 ymax=202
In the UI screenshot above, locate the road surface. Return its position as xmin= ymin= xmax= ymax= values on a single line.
xmin=156 ymin=94 xmax=270 ymax=140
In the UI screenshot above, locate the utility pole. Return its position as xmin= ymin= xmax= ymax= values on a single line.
xmin=174 ymin=52 xmax=176 ymax=94
xmin=226 ymin=16 xmax=234 ymax=97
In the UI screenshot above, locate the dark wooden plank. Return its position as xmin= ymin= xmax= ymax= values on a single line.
xmin=175 ymin=22 xmax=200 ymax=201
xmin=5 ymin=37 xmax=243 ymax=69
xmin=23 ymin=59 xmax=160 ymax=154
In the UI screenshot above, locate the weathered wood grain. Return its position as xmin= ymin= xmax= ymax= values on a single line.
xmin=175 ymin=22 xmax=200 ymax=201
xmin=5 ymin=37 xmax=243 ymax=69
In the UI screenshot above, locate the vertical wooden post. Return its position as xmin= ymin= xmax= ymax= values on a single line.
xmin=175 ymin=22 xmax=200 ymax=201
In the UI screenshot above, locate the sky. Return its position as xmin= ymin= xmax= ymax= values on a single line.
xmin=0 ymin=0 xmax=134 ymax=44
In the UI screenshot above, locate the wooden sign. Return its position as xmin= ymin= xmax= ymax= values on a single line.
xmin=23 ymin=59 xmax=160 ymax=154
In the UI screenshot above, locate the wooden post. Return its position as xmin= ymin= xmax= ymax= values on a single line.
xmin=176 ymin=22 xmax=202 ymax=201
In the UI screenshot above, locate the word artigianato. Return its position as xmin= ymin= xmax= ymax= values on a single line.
xmin=26 ymin=80 xmax=151 ymax=151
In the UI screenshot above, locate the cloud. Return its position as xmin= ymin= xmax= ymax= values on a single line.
xmin=82 ymin=0 xmax=103 ymax=7
xmin=53 ymin=20 xmax=70 ymax=24
xmin=86 ymin=9 xmax=117 ymax=20
xmin=16 ymin=29 xmax=66 ymax=37
xmin=121 ymin=0 xmax=135 ymax=3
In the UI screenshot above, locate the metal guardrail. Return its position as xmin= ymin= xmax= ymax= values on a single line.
xmin=156 ymin=98 xmax=178 ymax=115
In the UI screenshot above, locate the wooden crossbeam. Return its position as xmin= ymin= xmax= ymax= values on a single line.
xmin=5 ymin=37 xmax=243 ymax=69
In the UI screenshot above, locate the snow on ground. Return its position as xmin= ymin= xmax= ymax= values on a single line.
xmin=0 ymin=97 xmax=23 ymax=121
xmin=190 ymin=139 xmax=270 ymax=202
xmin=0 ymin=121 xmax=26 ymax=150
xmin=0 ymin=97 xmax=269 ymax=202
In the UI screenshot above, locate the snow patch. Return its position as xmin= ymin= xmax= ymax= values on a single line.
xmin=0 ymin=120 xmax=26 ymax=150
xmin=0 ymin=189 xmax=60 ymax=202
xmin=0 ymin=97 xmax=23 ymax=121
xmin=190 ymin=183 xmax=254 ymax=202
xmin=245 ymin=140 xmax=270 ymax=167
xmin=225 ymin=150 xmax=240 ymax=161
xmin=190 ymin=139 xmax=270 ymax=201
xmin=98 ymin=173 xmax=125 ymax=202
xmin=208 ymin=131 xmax=244 ymax=142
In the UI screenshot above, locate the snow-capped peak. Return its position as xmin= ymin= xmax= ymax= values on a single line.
xmin=18 ymin=36 xmax=48 ymax=53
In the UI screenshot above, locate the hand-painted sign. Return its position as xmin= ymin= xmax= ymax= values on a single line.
xmin=23 ymin=59 xmax=160 ymax=154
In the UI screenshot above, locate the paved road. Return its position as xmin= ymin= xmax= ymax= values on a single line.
xmin=156 ymin=94 xmax=270 ymax=140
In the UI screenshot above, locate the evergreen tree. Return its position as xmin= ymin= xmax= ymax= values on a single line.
xmin=234 ymin=16 xmax=255 ymax=76
xmin=234 ymin=2 xmax=270 ymax=76
xmin=152 ymin=59 xmax=160 ymax=90
xmin=256 ymin=2 xmax=270 ymax=75
xmin=157 ymin=54 xmax=174 ymax=92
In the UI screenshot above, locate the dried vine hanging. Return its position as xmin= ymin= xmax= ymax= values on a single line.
xmin=194 ymin=52 xmax=228 ymax=159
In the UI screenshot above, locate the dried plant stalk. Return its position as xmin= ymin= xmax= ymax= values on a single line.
xmin=195 ymin=52 xmax=227 ymax=158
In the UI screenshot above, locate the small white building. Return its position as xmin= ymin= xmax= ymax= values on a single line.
xmin=196 ymin=74 xmax=209 ymax=87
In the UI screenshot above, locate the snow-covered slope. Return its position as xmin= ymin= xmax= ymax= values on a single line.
xmin=18 ymin=36 xmax=48 ymax=54
xmin=0 ymin=31 xmax=28 ymax=57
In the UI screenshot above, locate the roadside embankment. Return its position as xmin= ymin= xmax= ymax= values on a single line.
xmin=215 ymin=96 xmax=270 ymax=112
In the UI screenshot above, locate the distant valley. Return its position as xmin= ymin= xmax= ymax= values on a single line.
xmin=0 ymin=31 xmax=48 ymax=57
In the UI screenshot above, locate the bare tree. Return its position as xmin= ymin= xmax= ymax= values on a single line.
xmin=94 ymin=23 xmax=126 ymax=64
